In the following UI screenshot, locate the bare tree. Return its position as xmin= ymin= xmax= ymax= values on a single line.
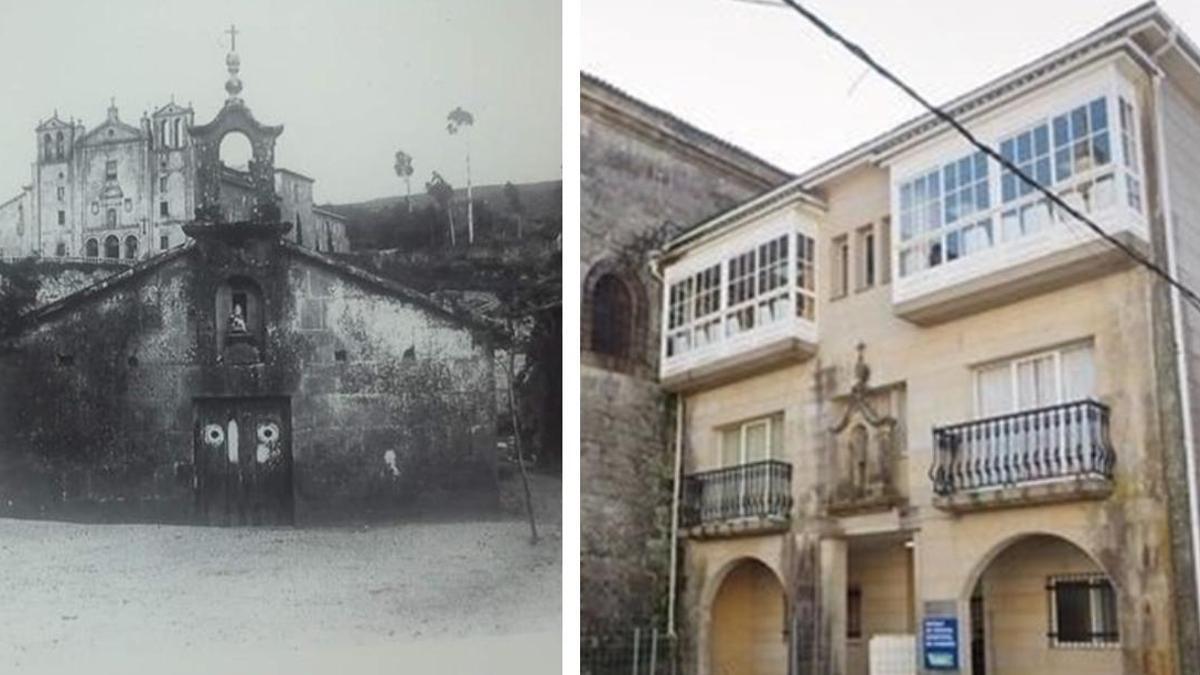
xmin=446 ymin=106 xmax=475 ymax=244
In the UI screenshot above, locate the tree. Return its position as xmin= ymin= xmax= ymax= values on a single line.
xmin=425 ymin=171 xmax=456 ymax=246
xmin=446 ymin=106 xmax=476 ymax=245
xmin=503 ymin=181 xmax=525 ymax=239
xmin=393 ymin=150 xmax=414 ymax=213
xmin=0 ymin=257 xmax=40 ymax=340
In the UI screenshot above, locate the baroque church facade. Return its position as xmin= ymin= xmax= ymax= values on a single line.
xmin=0 ymin=95 xmax=347 ymax=261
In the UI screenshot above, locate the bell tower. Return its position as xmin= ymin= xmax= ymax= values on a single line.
xmin=185 ymin=24 xmax=286 ymax=238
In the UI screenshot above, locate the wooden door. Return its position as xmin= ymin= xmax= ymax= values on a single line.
xmin=195 ymin=397 xmax=293 ymax=526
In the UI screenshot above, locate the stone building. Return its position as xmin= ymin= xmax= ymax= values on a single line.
xmin=580 ymin=73 xmax=789 ymax=635
xmin=0 ymin=88 xmax=347 ymax=262
xmin=0 ymin=40 xmax=498 ymax=525
xmin=652 ymin=5 xmax=1200 ymax=675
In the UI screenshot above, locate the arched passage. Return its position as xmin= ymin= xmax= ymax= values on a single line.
xmin=964 ymin=534 xmax=1119 ymax=675
xmin=709 ymin=558 xmax=787 ymax=675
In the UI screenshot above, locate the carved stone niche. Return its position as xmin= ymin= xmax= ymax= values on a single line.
xmin=826 ymin=344 xmax=906 ymax=516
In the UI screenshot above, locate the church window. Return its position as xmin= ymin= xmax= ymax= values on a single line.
xmin=103 ymin=235 xmax=119 ymax=259
xmin=157 ymin=120 xmax=166 ymax=148
xmin=91 ymin=201 xmax=99 ymax=215
xmin=42 ymin=134 xmax=52 ymax=161
xmin=106 ymin=208 xmax=117 ymax=227
xmin=124 ymin=236 xmax=138 ymax=259
xmin=57 ymin=210 xmax=65 ymax=226
xmin=85 ymin=239 xmax=99 ymax=257
xmin=56 ymin=187 xmax=64 ymax=201
xmin=172 ymin=118 xmax=181 ymax=148
xmin=105 ymin=161 xmax=118 ymax=181
xmin=160 ymin=234 xmax=169 ymax=251
xmin=160 ymin=201 xmax=170 ymax=217
xmin=590 ymin=273 xmax=633 ymax=358
xmin=55 ymin=132 xmax=64 ymax=160
xmin=124 ymin=198 xmax=132 ymax=212
xmin=160 ymin=175 xmax=168 ymax=192
xmin=55 ymin=242 xmax=66 ymax=257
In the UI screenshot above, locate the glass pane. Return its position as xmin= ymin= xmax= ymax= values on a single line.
xmin=1093 ymin=132 xmax=1111 ymax=166
xmin=1055 ymin=582 xmax=1093 ymax=643
xmin=1062 ymin=344 xmax=1095 ymax=401
xmin=1017 ymin=354 xmax=1057 ymax=409
xmin=1096 ymin=583 xmax=1119 ymax=640
xmin=977 ymin=364 xmax=1012 ymax=416
xmin=1090 ymin=98 xmax=1108 ymax=131
xmin=721 ymin=428 xmax=741 ymax=467
xmin=1053 ymin=115 xmax=1070 ymax=148
xmin=744 ymin=422 xmax=768 ymax=462
xmin=769 ymin=414 xmax=783 ymax=458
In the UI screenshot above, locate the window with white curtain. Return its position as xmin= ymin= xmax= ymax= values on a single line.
xmin=975 ymin=342 xmax=1095 ymax=417
xmin=719 ymin=413 xmax=784 ymax=467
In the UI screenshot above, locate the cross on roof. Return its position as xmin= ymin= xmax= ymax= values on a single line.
xmin=226 ymin=24 xmax=239 ymax=51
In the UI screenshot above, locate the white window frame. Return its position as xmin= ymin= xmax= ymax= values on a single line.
xmin=718 ymin=415 xmax=780 ymax=467
xmin=893 ymin=88 xmax=1146 ymax=283
xmin=662 ymin=230 xmax=817 ymax=365
xmin=973 ymin=341 xmax=1094 ymax=418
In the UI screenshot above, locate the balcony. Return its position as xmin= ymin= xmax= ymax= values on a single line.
xmin=680 ymin=460 xmax=792 ymax=538
xmin=929 ymin=399 xmax=1115 ymax=512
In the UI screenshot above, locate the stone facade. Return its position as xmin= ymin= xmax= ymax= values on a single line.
xmin=580 ymin=73 xmax=788 ymax=634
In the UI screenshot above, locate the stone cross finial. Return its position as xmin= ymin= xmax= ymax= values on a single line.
xmin=226 ymin=24 xmax=239 ymax=52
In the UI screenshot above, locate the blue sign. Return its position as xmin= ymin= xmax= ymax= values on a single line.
xmin=922 ymin=616 xmax=959 ymax=670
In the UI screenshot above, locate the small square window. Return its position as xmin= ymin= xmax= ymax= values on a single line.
xmin=160 ymin=235 xmax=169 ymax=250
xmin=57 ymin=210 xmax=65 ymax=226
xmin=160 ymin=201 xmax=169 ymax=217
xmin=1048 ymin=574 xmax=1119 ymax=647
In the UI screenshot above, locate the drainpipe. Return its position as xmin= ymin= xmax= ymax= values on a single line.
xmin=650 ymin=250 xmax=684 ymax=638
xmin=1150 ymin=29 xmax=1200 ymax=643
xmin=667 ymin=393 xmax=684 ymax=637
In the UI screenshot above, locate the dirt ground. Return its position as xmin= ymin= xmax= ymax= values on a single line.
xmin=0 ymin=472 xmax=561 ymax=675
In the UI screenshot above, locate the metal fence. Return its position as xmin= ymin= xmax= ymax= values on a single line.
xmin=581 ymin=628 xmax=677 ymax=675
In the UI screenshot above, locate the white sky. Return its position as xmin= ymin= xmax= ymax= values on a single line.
xmin=583 ymin=0 xmax=1200 ymax=176
xmin=0 ymin=0 xmax=561 ymax=204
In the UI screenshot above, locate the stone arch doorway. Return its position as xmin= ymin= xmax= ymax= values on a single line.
xmin=964 ymin=533 xmax=1119 ymax=675
xmin=708 ymin=557 xmax=788 ymax=675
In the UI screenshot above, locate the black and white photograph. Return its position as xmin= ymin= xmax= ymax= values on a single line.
xmin=0 ymin=1 xmax=561 ymax=673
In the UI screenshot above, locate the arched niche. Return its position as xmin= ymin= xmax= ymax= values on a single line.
xmin=215 ymin=275 xmax=265 ymax=364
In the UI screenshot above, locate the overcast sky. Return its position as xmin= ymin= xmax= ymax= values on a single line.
xmin=583 ymin=0 xmax=1200 ymax=176
xmin=0 ymin=0 xmax=561 ymax=204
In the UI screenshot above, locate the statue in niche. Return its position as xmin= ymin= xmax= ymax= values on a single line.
xmin=229 ymin=300 xmax=248 ymax=334
xmin=827 ymin=343 xmax=903 ymax=513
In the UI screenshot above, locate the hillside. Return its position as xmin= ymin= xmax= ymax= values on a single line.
xmin=322 ymin=179 xmax=562 ymax=251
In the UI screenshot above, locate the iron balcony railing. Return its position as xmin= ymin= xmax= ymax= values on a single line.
xmin=930 ymin=399 xmax=1115 ymax=497
xmin=681 ymin=459 xmax=792 ymax=527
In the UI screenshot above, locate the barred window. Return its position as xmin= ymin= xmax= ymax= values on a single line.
xmin=1047 ymin=574 xmax=1118 ymax=647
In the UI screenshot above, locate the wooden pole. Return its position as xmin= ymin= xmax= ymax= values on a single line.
xmin=506 ymin=343 xmax=538 ymax=543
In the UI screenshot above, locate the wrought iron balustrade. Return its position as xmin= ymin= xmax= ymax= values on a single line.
xmin=681 ymin=460 xmax=792 ymax=527
xmin=929 ymin=399 xmax=1114 ymax=496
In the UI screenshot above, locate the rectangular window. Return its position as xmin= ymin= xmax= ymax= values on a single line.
xmin=878 ymin=217 xmax=892 ymax=285
xmin=718 ymin=413 xmax=784 ymax=467
xmin=57 ymin=210 xmax=65 ymax=226
xmin=160 ymin=234 xmax=169 ymax=250
xmin=1119 ymin=98 xmax=1143 ymax=213
xmin=160 ymin=201 xmax=169 ymax=217
xmin=56 ymin=186 xmax=64 ymax=201
xmin=855 ymin=225 xmax=875 ymax=291
xmin=831 ymin=234 xmax=849 ymax=298
xmin=974 ymin=342 xmax=1094 ymax=417
xmin=725 ymin=248 xmax=757 ymax=336
xmin=160 ymin=175 xmax=168 ymax=192
xmin=898 ymin=153 xmax=991 ymax=277
xmin=1048 ymin=574 xmax=1119 ymax=647
xmin=105 ymin=160 xmax=117 ymax=181
xmin=847 ymin=587 xmax=863 ymax=639
xmin=796 ymin=233 xmax=816 ymax=320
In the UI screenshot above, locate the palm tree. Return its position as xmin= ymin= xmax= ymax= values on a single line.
xmin=446 ymin=106 xmax=475 ymax=244
xmin=394 ymin=150 xmax=414 ymax=213
xmin=425 ymin=171 xmax=456 ymax=246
